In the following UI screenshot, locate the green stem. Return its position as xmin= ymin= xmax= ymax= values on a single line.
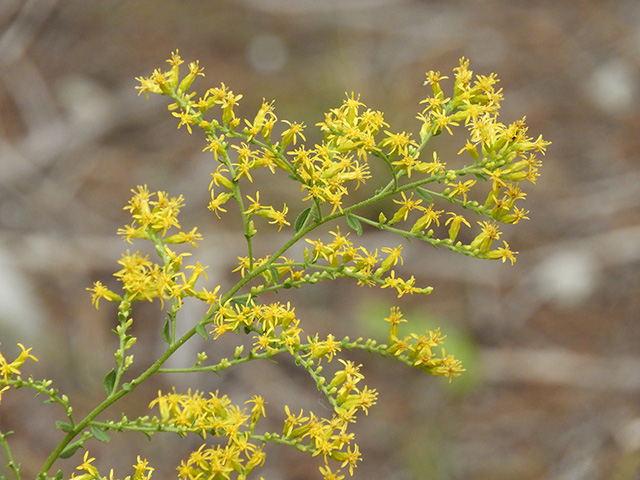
xmin=36 ymin=320 xmax=199 ymax=479
xmin=0 ymin=430 xmax=20 ymax=480
xmin=158 ymin=347 xmax=280 ymax=374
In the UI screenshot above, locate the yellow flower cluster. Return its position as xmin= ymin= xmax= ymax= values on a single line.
xmin=384 ymin=307 xmax=464 ymax=381
xmin=303 ymin=229 xmax=432 ymax=297
xmin=147 ymin=389 xmax=266 ymax=480
xmin=388 ymin=58 xmax=548 ymax=262
xmin=205 ymin=297 xmax=382 ymax=477
xmin=202 ymin=295 xmax=459 ymax=479
xmin=146 ymin=363 xmax=373 ymax=479
xmin=230 ymin=228 xmax=431 ymax=299
xmin=87 ymin=186 xmax=219 ymax=310
xmin=211 ymin=299 xmax=299 ymax=346
xmin=135 ymin=52 xmax=547 ymax=269
xmin=117 ymin=185 xmax=202 ymax=245
xmin=70 ymin=451 xmax=153 ymax=480
xmin=282 ymin=404 xmax=364 ymax=476
xmin=0 ymin=343 xmax=38 ymax=403
xmin=200 ymin=89 xmax=381 ymax=220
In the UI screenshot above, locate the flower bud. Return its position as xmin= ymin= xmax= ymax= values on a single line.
xmin=210 ymin=171 xmax=234 ymax=191
xmin=177 ymin=61 xmax=204 ymax=93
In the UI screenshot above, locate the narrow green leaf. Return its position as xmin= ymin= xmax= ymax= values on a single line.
xmin=55 ymin=421 xmax=73 ymax=433
xmin=195 ymin=323 xmax=208 ymax=340
xmin=229 ymin=297 xmax=245 ymax=308
xmin=415 ymin=188 xmax=433 ymax=203
xmin=90 ymin=426 xmax=110 ymax=443
xmin=345 ymin=214 xmax=363 ymax=236
xmin=59 ymin=444 xmax=81 ymax=459
xmin=103 ymin=369 xmax=116 ymax=396
xmin=294 ymin=207 xmax=312 ymax=232
xmin=161 ymin=317 xmax=171 ymax=345
xmin=268 ymin=266 xmax=280 ymax=283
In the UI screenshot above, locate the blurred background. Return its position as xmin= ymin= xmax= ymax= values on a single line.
xmin=1 ymin=0 xmax=640 ymax=479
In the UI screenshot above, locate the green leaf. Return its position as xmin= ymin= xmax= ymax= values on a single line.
xmin=345 ymin=214 xmax=363 ymax=236
xmin=121 ymin=382 xmax=133 ymax=392
xmin=161 ymin=317 xmax=171 ymax=345
xmin=59 ymin=444 xmax=81 ymax=459
xmin=268 ymin=266 xmax=280 ymax=283
xmin=90 ymin=426 xmax=110 ymax=443
xmin=294 ymin=207 xmax=312 ymax=232
xmin=415 ymin=187 xmax=433 ymax=203
xmin=55 ymin=470 xmax=64 ymax=480
xmin=195 ymin=323 xmax=208 ymax=340
xmin=55 ymin=421 xmax=73 ymax=433
xmin=103 ymin=369 xmax=116 ymax=396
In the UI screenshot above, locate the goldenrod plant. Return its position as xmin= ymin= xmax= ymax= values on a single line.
xmin=0 ymin=51 xmax=549 ymax=480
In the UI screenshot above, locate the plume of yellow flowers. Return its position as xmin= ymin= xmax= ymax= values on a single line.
xmin=1 ymin=51 xmax=548 ymax=480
